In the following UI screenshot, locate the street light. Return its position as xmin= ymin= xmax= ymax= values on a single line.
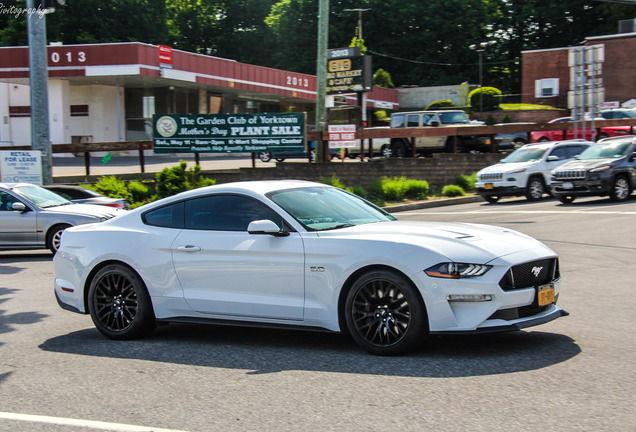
xmin=343 ymin=8 xmax=370 ymax=42
xmin=469 ymin=42 xmax=488 ymax=113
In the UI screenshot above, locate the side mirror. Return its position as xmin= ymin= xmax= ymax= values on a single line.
xmin=248 ymin=219 xmax=289 ymax=237
xmin=546 ymin=155 xmax=560 ymax=162
xmin=11 ymin=202 xmax=27 ymax=212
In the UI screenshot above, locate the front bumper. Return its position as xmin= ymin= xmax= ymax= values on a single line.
xmin=475 ymin=179 xmax=525 ymax=197
xmin=551 ymin=178 xmax=611 ymax=197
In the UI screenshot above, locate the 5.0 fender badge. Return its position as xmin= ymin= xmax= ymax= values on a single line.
xmin=310 ymin=266 xmax=325 ymax=272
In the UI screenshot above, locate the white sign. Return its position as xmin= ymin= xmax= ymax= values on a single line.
xmin=599 ymin=101 xmax=620 ymax=109
xmin=0 ymin=150 xmax=42 ymax=185
xmin=328 ymin=124 xmax=357 ymax=148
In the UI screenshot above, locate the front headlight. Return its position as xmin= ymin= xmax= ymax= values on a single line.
xmin=425 ymin=262 xmax=492 ymax=279
xmin=589 ymin=165 xmax=611 ymax=173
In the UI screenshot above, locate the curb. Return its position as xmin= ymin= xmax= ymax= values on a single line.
xmin=383 ymin=195 xmax=484 ymax=213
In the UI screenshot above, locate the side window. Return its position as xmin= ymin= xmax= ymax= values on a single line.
xmin=185 ymin=195 xmax=283 ymax=231
xmin=390 ymin=114 xmax=405 ymax=128
xmin=0 ymin=192 xmax=18 ymax=211
xmin=406 ymin=114 xmax=419 ymax=127
xmin=566 ymin=146 xmax=585 ymax=158
xmin=422 ymin=114 xmax=434 ymax=126
xmin=548 ymin=147 xmax=569 ymax=160
xmin=143 ymin=202 xmax=185 ymax=228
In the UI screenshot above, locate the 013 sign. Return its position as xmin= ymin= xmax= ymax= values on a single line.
xmin=328 ymin=124 xmax=357 ymax=148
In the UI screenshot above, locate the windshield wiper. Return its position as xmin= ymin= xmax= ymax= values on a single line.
xmin=320 ymin=223 xmax=355 ymax=231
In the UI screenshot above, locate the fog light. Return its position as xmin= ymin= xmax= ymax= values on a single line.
xmin=447 ymin=294 xmax=493 ymax=302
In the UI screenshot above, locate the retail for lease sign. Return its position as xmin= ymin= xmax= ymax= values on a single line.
xmin=0 ymin=150 xmax=42 ymax=185
xmin=153 ymin=113 xmax=306 ymax=154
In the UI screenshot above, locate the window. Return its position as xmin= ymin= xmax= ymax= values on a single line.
xmin=406 ymin=115 xmax=420 ymax=127
xmin=9 ymin=106 xmax=30 ymax=117
xmin=548 ymin=147 xmax=569 ymax=160
xmin=390 ymin=114 xmax=405 ymax=128
xmin=185 ymin=195 xmax=283 ymax=231
xmin=535 ymin=78 xmax=559 ymax=98
xmin=70 ymin=105 xmax=89 ymax=117
xmin=143 ymin=202 xmax=185 ymax=229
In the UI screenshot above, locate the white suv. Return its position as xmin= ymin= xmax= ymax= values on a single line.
xmin=475 ymin=140 xmax=594 ymax=203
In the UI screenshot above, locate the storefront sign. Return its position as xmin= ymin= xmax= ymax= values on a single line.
xmin=328 ymin=124 xmax=357 ymax=148
xmin=153 ymin=113 xmax=306 ymax=154
xmin=0 ymin=150 xmax=42 ymax=184
xmin=158 ymin=45 xmax=173 ymax=68
xmin=326 ymin=47 xmax=372 ymax=95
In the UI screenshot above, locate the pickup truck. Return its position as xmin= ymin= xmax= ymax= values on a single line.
xmin=388 ymin=110 xmax=492 ymax=156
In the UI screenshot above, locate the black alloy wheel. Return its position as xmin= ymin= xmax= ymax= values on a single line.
xmin=345 ymin=269 xmax=426 ymax=355
xmin=88 ymin=264 xmax=156 ymax=340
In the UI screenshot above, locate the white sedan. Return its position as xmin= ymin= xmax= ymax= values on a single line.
xmin=54 ymin=180 xmax=567 ymax=355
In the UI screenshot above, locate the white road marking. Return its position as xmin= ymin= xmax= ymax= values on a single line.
xmin=406 ymin=209 xmax=636 ymax=216
xmin=0 ymin=412 xmax=192 ymax=432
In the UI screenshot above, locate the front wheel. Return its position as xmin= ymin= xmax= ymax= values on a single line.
xmin=483 ymin=195 xmax=500 ymax=204
xmin=258 ymin=151 xmax=272 ymax=162
xmin=558 ymin=195 xmax=575 ymax=204
xmin=345 ymin=269 xmax=427 ymax=355
xmin=525 ymin=177 xmax=545 ymax=201
xmin=88 ymin=264 xmax=156 ymax=340
xmin=610 ymin=175 xmax=631 ymax=202
xmin=391 ymin=141 xmax=409 ymax=158
xmin=47 ymin=224 xmax=71 ymax=254
xmin=380 ymin=144 xmax=392 ymax=158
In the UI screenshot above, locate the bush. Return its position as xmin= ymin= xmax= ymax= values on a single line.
xmin=127 ymin=181 xmax=151 ymax=206
xmin=502 ymin=114 xmax=512 ymax=123
xmin=85 ymin=176 xmax=133 ymax=203
xmin=425 ymin=99 xmax=455 ymax=110
xmin=374 ymin=177 xmax=429 ymax=201
xmin=154 ymin=160 xmax=216 ymax=200
xmin=441 ymin=185 xmax=465 ymax=197
xmin=455 ymin=173 xmax=476 ymax=191
xmin=485 ymin=114 xmax=496 ymax=126
xmin=468 ymin=87 xmax=502 ymax=111
xmin=318 ymin=174 xmax=346 ymax=189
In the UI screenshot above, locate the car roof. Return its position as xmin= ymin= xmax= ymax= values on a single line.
xmin=518 ymin=139 xmax=595 ymax=150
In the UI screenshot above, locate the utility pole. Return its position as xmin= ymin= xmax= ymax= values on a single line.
xmin=315 ymin=0 xmax=329 ymax=163
xmin=26 ymin=0 xmax=52 ymax=184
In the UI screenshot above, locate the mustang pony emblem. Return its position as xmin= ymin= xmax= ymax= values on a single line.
xmin=531 ymin=266 xmax=544 ymax=277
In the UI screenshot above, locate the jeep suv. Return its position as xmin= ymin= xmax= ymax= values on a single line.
xmin=389 ymin=110 xmax=491 ymax=156
xmin=551 ymin=136 xmax=636 ymax=203
xmin=475 ymin=140 xmax=593 ymax=203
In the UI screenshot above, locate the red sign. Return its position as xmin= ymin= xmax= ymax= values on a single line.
xmin=158 ymin=45 xmax=172 ymax=67
xmin=328 ymin=124 xmax=357 ymax=148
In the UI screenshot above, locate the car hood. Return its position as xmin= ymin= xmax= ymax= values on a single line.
xmin=478 ymin=161 xmax=533 ymax=174
xmin=556 ymin=158 xmax=617 ymax=170
xmin=43 ymin=203 xmax=122 ymax=218
xmin=316 ymin=221 xmax=551 ymax=263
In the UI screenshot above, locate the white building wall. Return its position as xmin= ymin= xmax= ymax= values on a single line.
xmin=49 ymin=79 xmax=70 ymax=144
xmin=68 ymin=84 xmax=123 ymax=143
xmin=6 ymin=83 xmax=32 ymax=146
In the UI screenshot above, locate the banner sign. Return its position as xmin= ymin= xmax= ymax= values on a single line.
xmin=153 ymin=113 xmax=306 ymax=154
xmin=0 ymin=150 xmax=42 ymax=185
xmin=326 ymin=47 xmax=372 ymax=95
xmin=328 ymin=124 xmax=357 ymax=148
xmin=158 ymin=45 xmax=173 ymax=68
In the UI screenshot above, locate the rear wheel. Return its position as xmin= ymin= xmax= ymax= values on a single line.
xmin=380 ymin=144 xmax=392 ymax=158
xmin=345 ymin=269 xmax=427 ymax=355
xmin=258 ymin=151 xmax=272 ymax=162
xmin=88 ymin=264 xmax=156 ymax=340
xmin=484 ymin=195 xmax=500 ymax=204
xmin=558 ymin=195 xmax=575 ymax=204
xmin=47 ymin=224 xmax=71 ymax=254
xmin=538 ymin=137 xmax=550 ymax=143
xmin=391 ymin=140 xmax=409 ymax=158
xmin=525 ymin=176 xmax=545 ymax=201
xmin=610 ymin=175 xmax=631 ymax=202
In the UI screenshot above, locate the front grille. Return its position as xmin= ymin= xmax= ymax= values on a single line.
xmin=479 ymin=172 xmax=504 ymax=181
xmin=553 ymin=169 xmax=587 ymax=180
xmin=499 ymin=258 xmax=559 ymax=291
xmin=488 ymin=305 xmax=550 ymax=321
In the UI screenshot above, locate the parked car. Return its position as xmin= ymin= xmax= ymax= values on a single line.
xmin=54 ymin=180 xmax=567 ymax=355
xmin=388 ymin=110 xmax=492 ymax=156
xmin=257 ymin=142 xmax=338 ymax=162
xmin=43 ymin=184 xmax=130 ymax=209
xmin=530 ymin=117 xmax=597 ymax=142
xmin=598 ymin=108 xmax=636 ymax=120
xmin=0 ymin=182 xmax=121 ymax=253
xmin=494 ymin=131 xmax=529 ymax=150
xmin=475 ymin=140 xmax=594 ymax=203
xmin=551 ymin=136 xmax=636 ymax=203
xmin=345 ymin=126 xmax=392 ymax=159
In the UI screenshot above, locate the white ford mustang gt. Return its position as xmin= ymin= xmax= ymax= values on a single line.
xmin=54 ymin=180 xmax=567 ymax=355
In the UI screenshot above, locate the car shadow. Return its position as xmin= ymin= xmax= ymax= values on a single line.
xmin=40 ymin=324 xmax=580 ymax=378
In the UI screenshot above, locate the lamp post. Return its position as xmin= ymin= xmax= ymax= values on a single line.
xmin=469 ymin=42 xmax=488 ymax=113
xmin=343 ymin=8 xmax=369 ymax=42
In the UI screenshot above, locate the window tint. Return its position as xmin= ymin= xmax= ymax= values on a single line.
xmin=566 ymin=146 xmax=586 ymax=158
xmin=185 ymin=195 xmax=283 ymax=231
xmin=143 ymin=202 xmax=184 ymax=228
xmin=406 ymin=115 xmax=420 ymax=127
xmin=549 ymin=147 xmax=569 ymax=160
xmin=390 ymin=114 xmax=405 ymax=128
xmin=422 ymin=114 xmax=437 ymax=126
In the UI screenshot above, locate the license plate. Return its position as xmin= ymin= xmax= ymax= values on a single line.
xmin=537 ymin=284 xmax=555 ymax=306
xmin=485 ymin=183 xmax=493 ymax=189
xmin=562 ymin=182 xmax=573 ymax=190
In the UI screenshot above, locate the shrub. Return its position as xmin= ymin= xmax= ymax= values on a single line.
xmin=154 ymin=160 xmax=215 ymax=200
xmin=485 ymin=114 xmax=496 ymax=126
xmin=403 ymin=179 xmax=430 ymax=199
xmin=87 ymin=176 xmax=132 ymax=202
xmin=502 ymin=114 xmax=512 ymax=123
xmin=127 ymin=181 xmax=151 ymax=205
xmin=425 ymin=99 xmax=455 ymax=110
xmin=441 ymin=185 xmax=465 ymax=197
xmin=468 ymin=86 xmax=502 ymax=111
xmin=318 ymin=174 xmax=346 ymax=189
xmin=455 ymin=173 xmax=476 ymax=191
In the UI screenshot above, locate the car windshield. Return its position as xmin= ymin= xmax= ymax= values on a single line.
xmin=577 ymin=141 xmax=633 ymax=160
xmin=268 ymin=186 xmax=396 ymax=231
xmin=439 ymin=112 xmax=470 ymax=124
xmin=501 ymin=147 xmax=548 ymax=163
xmin=12 ymin=184 xmax=72 ymax=208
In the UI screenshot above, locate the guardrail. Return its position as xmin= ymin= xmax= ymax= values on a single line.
xmin=2 ymin=118 xmax=636 ymax=174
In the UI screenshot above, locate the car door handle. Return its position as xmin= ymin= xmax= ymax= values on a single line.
xmin=176 ymin=245 xmax=201 ymax=252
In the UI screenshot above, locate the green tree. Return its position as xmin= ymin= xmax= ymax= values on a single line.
xmin=373 ymin=68 xmax=394 ymax=88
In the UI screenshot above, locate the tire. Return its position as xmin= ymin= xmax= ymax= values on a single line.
xmin=275 ymin=158 xmax=286 ymax=162
xmin=512 ymin=138 xmax=527 ymax=147
xmin=258 ymin=151 xmax=272 ymax=162
xmin=525 ymin=176 xmax=545 ymax=201
xmin=380 ymin=144 xmax=392 ymax=158
xmin=392 ymin=141 xmax=409 ymax=158
xmin=558 ymin=195 xmax=575 ymax=204
xmin=610 ymin=175 xmax=631 ymax=202
xmin=484 ymin=195 xmax=500 ymax=204
xmin=538 ymin=137 xmax=550 ymax=143
xmin=344 ymin=269 xmax=427 ymax=355
xmin=88 ymin=264 xmax=156 ymax=340
xmin=47 ymin=224 xmax=71 ymax=254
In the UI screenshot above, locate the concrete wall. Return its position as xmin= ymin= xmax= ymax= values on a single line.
xmin=397 ymin=85 xmax=478 ymax=109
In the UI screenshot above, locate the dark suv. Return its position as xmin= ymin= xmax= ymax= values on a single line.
xmin=550 ymin=136 xmax=636 ymax=203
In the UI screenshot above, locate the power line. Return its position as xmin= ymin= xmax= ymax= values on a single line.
xmin=367 ymin=49 xmax=519 ymax=67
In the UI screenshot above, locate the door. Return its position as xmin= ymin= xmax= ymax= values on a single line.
xmin=416 ymin=114 xmax=445 ymax=149
xmin=0 ymin=192 xmax=38 ymax=248
xmin=171 ymin=194 xmax=306 ymax=320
